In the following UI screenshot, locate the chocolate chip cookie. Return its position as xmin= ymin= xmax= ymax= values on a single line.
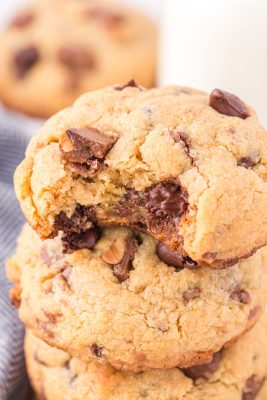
xmin=14 ymin=85 xmax=267 ymax=267
xmin=7 ymin=224 xmax=267 ymax=372
xmin=0 ymin=0 xmax=156 ymax=117
xmin=25 ymin=311 xmax=267 ymax=400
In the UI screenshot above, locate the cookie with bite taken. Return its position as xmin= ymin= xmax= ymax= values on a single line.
xmin=14 ymin=84 xmax=267 ymax=267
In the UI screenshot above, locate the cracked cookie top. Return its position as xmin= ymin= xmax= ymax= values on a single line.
xmin=25 ymin=310 xmax=267 ymax=400
xmin=0 ymin=0 xmax=156 ymax=117
xmin=14 ymin=84 xmax=267 ymax=267
xmin=6 ymin=224 xmax=267 ymax=371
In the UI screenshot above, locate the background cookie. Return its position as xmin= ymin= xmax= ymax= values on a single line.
xmin=14 ymin=85 xmax=267 ymax=267
xmin=25 ymin=311 xmax=267 ymax=400
xmin=0 ymin=0 xmax=156 ymax=118
xmin=7 ymin=224 xmax=267 ymax=372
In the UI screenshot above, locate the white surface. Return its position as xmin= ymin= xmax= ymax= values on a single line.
xmin=159 ymin=0 xmax=267 ymax=127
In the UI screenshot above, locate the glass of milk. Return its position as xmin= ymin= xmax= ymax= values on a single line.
xmin=159 ymin=0 xmax=267 ymax=126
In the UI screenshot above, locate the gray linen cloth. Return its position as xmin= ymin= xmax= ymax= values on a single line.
xmin=0 ymin=108 xmax=37 ymax=400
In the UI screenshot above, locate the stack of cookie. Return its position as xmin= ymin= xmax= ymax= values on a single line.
xmin=7 ymin=83 xmax=267 ymax=399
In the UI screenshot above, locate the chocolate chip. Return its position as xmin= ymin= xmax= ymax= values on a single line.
xmin=182 ymin=287 xmax=202 ymax=305
xmin=114 ymin=79 xmax=139 ymax=90
xmin=117 ymin=182 xmax=188 ymax=239
xmin=87 ymin=8 xmax=125 ymax=27
xmin=58 ymin=45 xmax=95 ymax=69
xmin=55 ymin=205 xmax=96 ymax=235
xmin=182 ymin=351 xmax=221 ymax=380
xmin=209 ymin=89 xmax=249 ymax=119
xmin=61 ymin=227 xmax=101 ymax=253
xmin=55 ymin=205 xmax=101 ymax=253
xmin=242 ymin=375 xmax=265 ymax=400
xmin=90 ymin=343 xmax=103 ymax=358
xmin=13 ymin=45 xmax=39 ymax=78
xmin=59 ymin=128 xmax=115 ymax=177
xmin=113 ymin=237 xmax=136 ymax=282
xmin=156 ymin=242 xmax=197 ymax=270
xmin=230 ymin=285 xmax=251 ymax=304
xmin=67 ymin=128 xmax=115 ymax=159
xmin=237 ymin=157 xmax=258 ymax=169
xmin=143 ymin=182 xmax=188 ymax=221
xmin=10 ymin=11 xmax=34 ymax=28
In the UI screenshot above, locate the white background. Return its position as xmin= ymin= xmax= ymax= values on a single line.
xmin=160 ymin=0 xmax=267 ymax=126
